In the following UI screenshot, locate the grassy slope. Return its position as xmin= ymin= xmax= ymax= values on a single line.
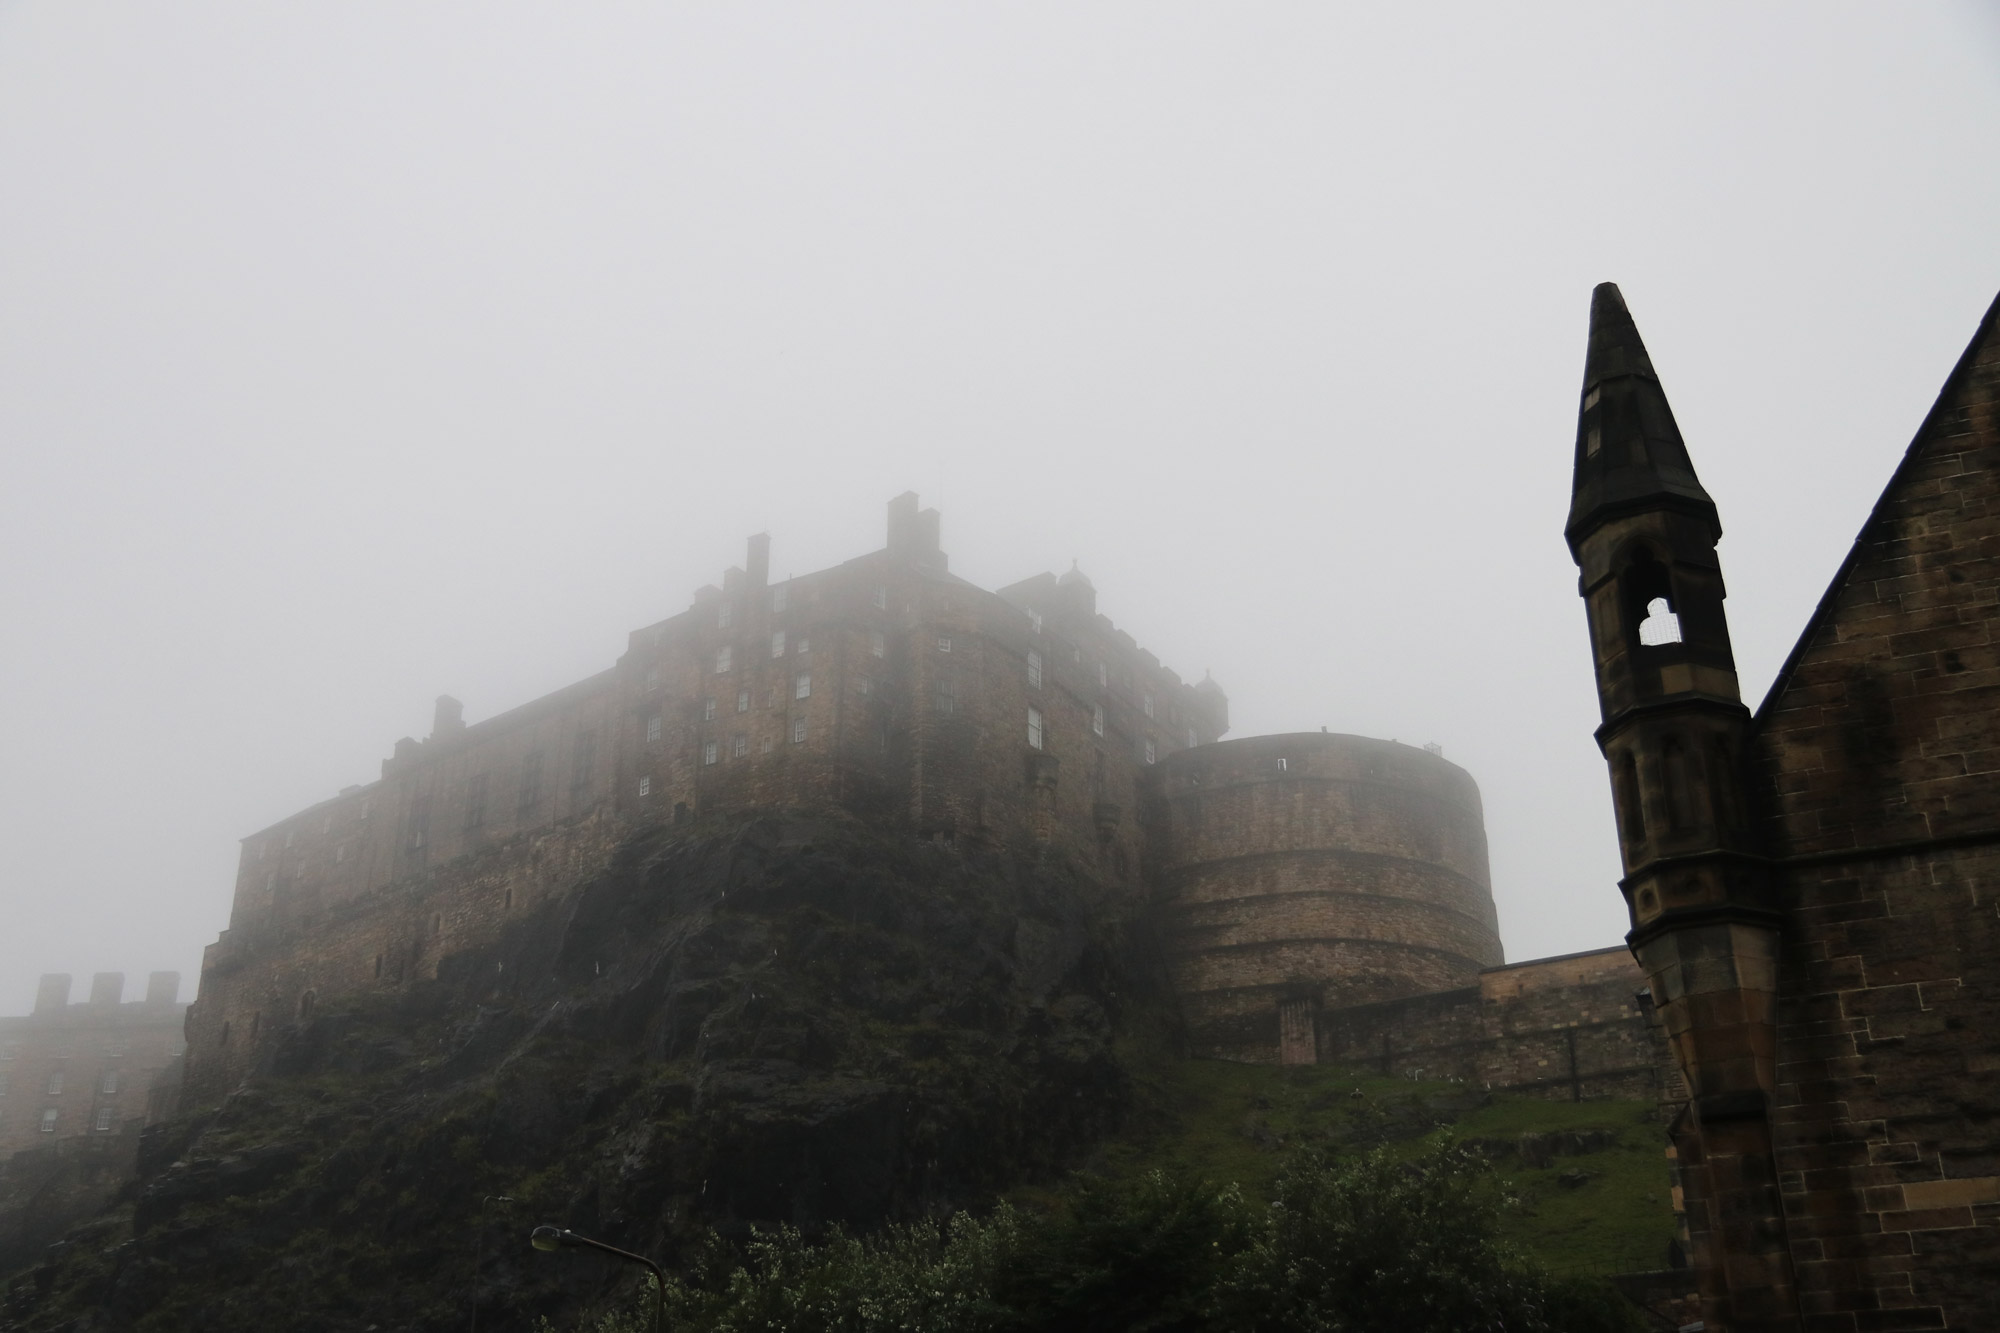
xmin=1073 ymin=1055 xmax=1678 ymax=1276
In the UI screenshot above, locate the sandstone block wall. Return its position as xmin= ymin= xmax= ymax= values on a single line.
xmin=1317 ymin=946 xmax=1677 ymax=1102
xmin=1742 ymin=307 xmax=2000 ymax=1331
xmin=1154 ymin=733 xmax=1504 ymax=1063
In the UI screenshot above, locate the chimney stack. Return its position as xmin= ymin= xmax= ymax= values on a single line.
xmin=89 ymin=972 xmax=125 ymax=1007
xmin=146 ymin=972 xmax=181 ymax=1006
xmin=431 ymin=695 xmax=465 ymax=740
xmin=747 ymin=532 xmax=771 ymax=588
xmin=34 ymin=974 xmax=71 ymax=1015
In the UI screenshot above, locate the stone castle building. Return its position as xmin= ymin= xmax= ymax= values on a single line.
xmin=1569 ymin=283 xmax=2000 ymax=1331
xmin=179 ymin=493 xmax=1670 ymax=1112
xmin=0 ymin=972 xmax=185 ymax=1160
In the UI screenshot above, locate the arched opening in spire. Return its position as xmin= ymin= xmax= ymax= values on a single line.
xmin=1619 ymin=549 xmax=1682 ymax=647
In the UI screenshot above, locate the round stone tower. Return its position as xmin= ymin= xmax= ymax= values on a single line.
xmin=1154 ymin=732 xmax=1503 ymax=1064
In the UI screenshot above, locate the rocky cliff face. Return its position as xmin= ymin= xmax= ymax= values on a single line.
xmin=3 ymin=811 xmax=1177 ymax=1332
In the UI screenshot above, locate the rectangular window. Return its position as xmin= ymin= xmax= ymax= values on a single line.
xmin=795 ymin=672 xmax=811 ymax=700
xmin=791 ymin=716 xmax=808 ymax=744
xmin=856 ymin=676 xmax=872 ymax=696
xmin=736 ymin=688 xmax=750 ymax=713
xmin=95 ymin=1106 xmax=115 ymax=1132
xmin=638 ymin=776 xmax=652 ymax=797
xmin=732 ymin=733 xmax=748 ymax=757
xmin=1186 ymin=726 xmax=1197 ymax=749
xmin=796 ymin=636 xmax=809 ymax=655
xmin=40 ymin=1108 xmax=56 ymax=1133
xmin=46 ymin=1071 xmax=63 ymax=1096
xmin=1143 ymin=694 xmax=1155 ymax=719
xmin=703 ymin=698 xmax=718 ymax=721
xmin=703 ymin=741 xmax=719 ymax=766
xmin=1145 ymin=739 xmax=1157 ymax=765
xmin=714 ymin=646 xmax=732 ymax=673
xmin=334 ymin=843 xmax=347 ymax=863
xmin=771 ymin=630 xmax=786 ymax=658
xmin=644 ymin=665 xmax=661 ymax=693
xmin=407 ymin=795 xmax=430 ymax=851
xmin=934 ymin=675 xmax=956 ymax=714
xmin=772 ymin=585 xmax=788 ymax=613
xmin=718 ymin=602 xmax=733 ymax=628
xmin=869 ymin=631 xmax=885 ymax=658
xmin=1097 ymin=662 xmax=1109 ymax=689
xmin=463 ymin=772 xmax=489 ymax=830
xmin=761 ymin=737 xmax=775 ymax=753
xmin=1028 ymin=707 xmax=1043 ymax=750
xmin=872 ymin=586 xmax=887 ymax=609
xmin=101 ymin=1070 xmax=119 ymax=1095
xmin=1028 ymin=609 xmax=1043 ymax=634
xmin=1027 ymin=650 xmax=1042 ymax=689
xmin=646 ymin=714 xmax=662 ymax=742
xmin=1092 ymin=704 xmax=1105 ymax=737
xmin=937 ymin=636 xmax=952 ymax=654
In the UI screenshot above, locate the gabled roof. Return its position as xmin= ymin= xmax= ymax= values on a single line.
xmin=1754 ymin=287 xmax=2000 ymax=726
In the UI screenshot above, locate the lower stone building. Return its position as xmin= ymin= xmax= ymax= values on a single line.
xmin=0 ymin=972 xmax=185 ymax=1161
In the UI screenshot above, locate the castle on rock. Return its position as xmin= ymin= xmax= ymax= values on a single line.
xmin=181 ymin=493 xmax=1663 ymax=1111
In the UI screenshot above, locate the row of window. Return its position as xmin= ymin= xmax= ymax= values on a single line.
xmin=0 ymin=1069 xmax=120 ymax=1097
xmin=23 ymin=1106 xmax=120 ymax=1133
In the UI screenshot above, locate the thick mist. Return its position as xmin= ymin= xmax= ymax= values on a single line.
xmin=2 ymin=3 xmax=1998 ymax=1009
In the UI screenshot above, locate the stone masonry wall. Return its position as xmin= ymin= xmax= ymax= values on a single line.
xmin=1318 ymin=946 xmax=1678 ymax=1102
xmin=1155 ymin=733 xmax=1504 ymax=1063
xmin=1745 ymin=298 xmax=2000 ymax=1333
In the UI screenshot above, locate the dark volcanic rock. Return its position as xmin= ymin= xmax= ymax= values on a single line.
xmin=3 ymin=811 xmax=1178 ymax=1333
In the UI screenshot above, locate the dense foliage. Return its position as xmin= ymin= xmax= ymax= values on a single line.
xmin=550 ymin=1144 xmax=1642 ymax=1333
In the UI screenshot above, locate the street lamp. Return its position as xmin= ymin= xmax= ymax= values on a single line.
xmin=530 ymin=1226 xmax=666 ymax=1333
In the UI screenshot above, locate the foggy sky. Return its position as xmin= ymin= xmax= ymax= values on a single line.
xmin=3 ymin=3 xmax=1998 ymax=1013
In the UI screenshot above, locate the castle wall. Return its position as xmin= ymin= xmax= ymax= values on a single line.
xmin=1318 ymin=947 xmax=1677 ymax=1103
xmin=183 ymin=810 xmax=629 ymax=1104
xmin=1154 ymin=733 xmax=1504 ymax=1063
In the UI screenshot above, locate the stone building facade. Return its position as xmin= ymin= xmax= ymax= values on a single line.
xmin=183 ymin=494 xmax=1241 ymax=1101
xmin=0 ymin=972 xmax=185 ymax=1160
xmin=1568 ymin=283 xmax=2000 ymax=1331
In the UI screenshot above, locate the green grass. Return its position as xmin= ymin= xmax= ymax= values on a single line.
xmin=1075 ymin=1057 xmax=1677 ymax=1277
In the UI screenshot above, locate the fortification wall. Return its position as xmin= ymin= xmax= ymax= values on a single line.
xmin=1154 ymin=733 xmax=1504 ymax=1063
xmin=182 ymin=810 xmax=629 ymax=1104
xmin=1318 ymin=946 xmax=1678 ymax=1102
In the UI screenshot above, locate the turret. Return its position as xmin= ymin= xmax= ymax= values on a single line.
xmin=1567 ymin=283 xmax=1797 ymax=1329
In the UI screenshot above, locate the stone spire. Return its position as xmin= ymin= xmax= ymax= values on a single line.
xmin=1564 ymin=282 xmax=1717 ymax=554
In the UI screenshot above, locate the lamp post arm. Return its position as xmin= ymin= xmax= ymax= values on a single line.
xmin=535 ymin=1229 xmax=666 ymax=1333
